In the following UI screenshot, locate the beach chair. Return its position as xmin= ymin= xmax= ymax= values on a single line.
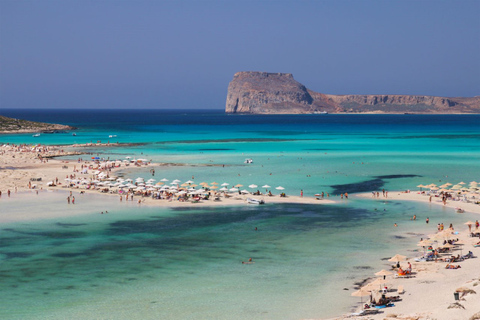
xmin=397 ymin=285 xmax=404 ymax=294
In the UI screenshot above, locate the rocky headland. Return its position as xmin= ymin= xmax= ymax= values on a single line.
xmin=225 ymin=71 xmax=480 ymax=114
xmin=0 ymin=115 xmax=75 ymax=134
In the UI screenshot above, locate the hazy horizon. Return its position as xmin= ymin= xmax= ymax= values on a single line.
xmin=1 ymin=1 xmax=479 ymax=110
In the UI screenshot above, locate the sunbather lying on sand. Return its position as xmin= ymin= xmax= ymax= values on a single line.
xmin=445 ymin=264 xmax=461 ymax=269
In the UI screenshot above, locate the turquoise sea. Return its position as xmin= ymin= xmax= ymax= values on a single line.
xmin=0 ymin=109 xmax=479 ymax=319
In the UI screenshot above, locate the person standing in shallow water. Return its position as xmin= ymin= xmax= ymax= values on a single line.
xmin=426 ymin=217 xmax=429 ymax=224
xmin=300 ymin=189 xmax=303 ymax=197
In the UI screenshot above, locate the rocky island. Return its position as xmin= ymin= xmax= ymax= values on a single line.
xmin=225 ymin=71 xmax=480 ymax=114
xmin=0 ymin=115 xmax=75 ymax=134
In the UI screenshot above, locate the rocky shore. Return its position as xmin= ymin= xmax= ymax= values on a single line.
xmin=0 ymin=115 xmax=75 ymax=134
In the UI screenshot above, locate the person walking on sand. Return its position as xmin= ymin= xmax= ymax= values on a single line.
xmin=67 ymin=196 xmax=70 ymax=204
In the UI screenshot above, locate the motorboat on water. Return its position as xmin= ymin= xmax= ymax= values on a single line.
xmin=247 ymin=198 xmax=264 ymax=205
xmin=72 ymin=133 xmax=77 ymax=136
xmin=244 ymin=158 xmax=253 ymax=164
xmin=109 ymin=135 xmax=117 ymax=138
xmin=32 ymin=133 xmax=40 ymax=137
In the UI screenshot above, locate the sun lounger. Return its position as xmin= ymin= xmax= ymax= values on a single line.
xmin=350 ymin=309 xmax=380 ymax=316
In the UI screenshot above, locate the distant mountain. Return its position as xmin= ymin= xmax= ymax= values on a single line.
xmin=225 ymin=72 xmax=480 ymax=114
xmin=0 ymin=115 xmax=75 ymax=134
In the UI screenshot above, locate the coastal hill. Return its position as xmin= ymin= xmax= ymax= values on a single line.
xmin=225 ymin=72 xmax=480 ymax=114
xmin=0 ymin=115 xmax=75 ymax=134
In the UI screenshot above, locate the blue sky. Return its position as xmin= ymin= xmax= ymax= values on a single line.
xmin=1 ymin=0 xmax=479 ymax=109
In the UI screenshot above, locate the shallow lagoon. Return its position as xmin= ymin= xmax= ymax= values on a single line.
xmin=0 ymin=191 xmax=478 ymax=319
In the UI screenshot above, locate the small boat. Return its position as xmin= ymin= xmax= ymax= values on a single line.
xmin=455 ymin=207 xmax=465 ymax=213
xmin=244 ymin=158 xmax=253 ymax=164
xmin=313 ymin=111 xmax=328 ymax=114
xmin=247 ymin=198 xmax=264 ymax=205
xmin=109 ymin=135 xmax=117 ymax=138
xmin=32 ymin=133 xmax=40 ymax=137
xmin=72 ymin=133 xmax=76 ymax=136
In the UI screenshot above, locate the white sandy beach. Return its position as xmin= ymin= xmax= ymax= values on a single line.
xmin=1 ymin=143 xmax=480 ymax=320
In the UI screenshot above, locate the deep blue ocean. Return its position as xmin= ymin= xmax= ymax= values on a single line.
xmin=0 ymin=109 xmax=479 ymax=319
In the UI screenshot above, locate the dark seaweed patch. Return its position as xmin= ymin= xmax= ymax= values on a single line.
xmin=332 ymin=174 xmax=422 ymax=194
xmin=2 ymin=252 xmax=33 ymax=259
xmin=55 ymin=223 xmax=88 ymax=228
xmin=51 ymin=252 xmax=86 ymax=258
xmin=331 ymin=178 xmax=385 ymax=194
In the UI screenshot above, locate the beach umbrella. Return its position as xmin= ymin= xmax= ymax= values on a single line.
xmin=351 ymin=288 xmax=372 ymax=307
xmin=276 ymin=186 xmax=285 ymax=190
xmin=416 ymin=184 xmax=425 ymax=189
xmin=235 ymin=184 xmax=243 ymax=188
xmin=365 ymin=277 xmax=390 ymax=291
xmin=185 ymin=180 xmax=194 ymax=184
xmin=388 ymin=254 xmax=406 ymax=262
xmin=262 ymin=185 xmax=271 ymax=189
xmin=181 ymin=183 xmax=189 ymax=187
xmin=211 ymin=182 xmax=218 ymax=185
xmin=210 ymin=186 xmax=218 ymax=189
xmin=458 ymin=182 xmax=466 ymax=185
xmin=155 ymin=182 xmax=164 ymax=186
xmin=221 ymin=183 xmax=229 ymax=186
xmin=440 ymin=243 xmax=455 ymax=253
xmin=417 ymin=239 xmax=433 ymax=254
xmin=248 ymin=184 xmax=258 ymax=189
xmin=161 ymin=178 xmax=169 ymax=182
xmin=240 ymin=190 xmax=250 ymax=194
xmin=229 ymin=187 xmax=238 ymax=192
xmin=219 ymin=187 xmax=228 ymax=192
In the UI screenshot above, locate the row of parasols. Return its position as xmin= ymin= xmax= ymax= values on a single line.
xmin=352 ymin=222 xmax=479 ymax=303
xmin=417 ymin=181 xmax=479 ymax=193
xmin=65 ymin=175 xmax=286 ymax=195
xmin=351 ymin=254 xmax=407 ymax=301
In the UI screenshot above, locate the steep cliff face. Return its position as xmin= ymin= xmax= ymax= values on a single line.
xmin=225 ymin=72 xmax=317 ymax=114
xmin=225 ymin=72 xmax=480 ymax=114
